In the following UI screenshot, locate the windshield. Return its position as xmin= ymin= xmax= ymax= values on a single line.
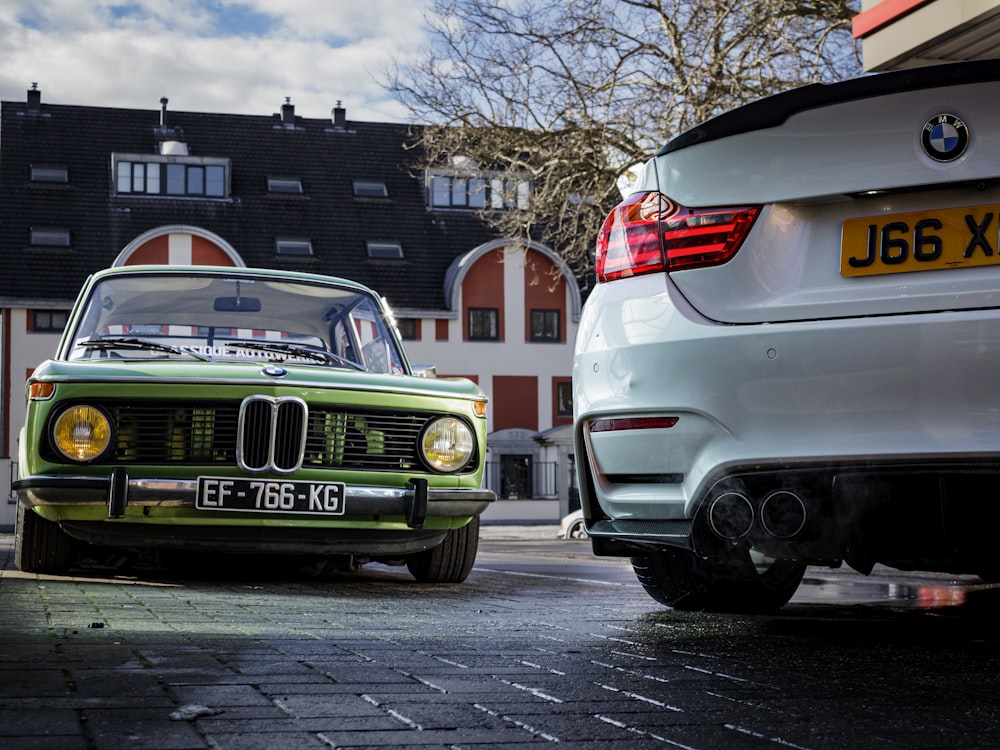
xmin=65 ymin=272 xmax=408 ymax=374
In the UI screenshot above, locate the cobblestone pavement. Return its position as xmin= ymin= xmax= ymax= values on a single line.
xmin=3 ymin=527 xmax=1000 ymax=749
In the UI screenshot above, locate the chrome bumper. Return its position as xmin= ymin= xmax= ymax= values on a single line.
xmin=13 ymin=471 xmax=495 ymax=528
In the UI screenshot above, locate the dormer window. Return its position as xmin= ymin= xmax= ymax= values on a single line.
xmin=30 ymin=165 xmax=69 ymax=183
xmin=366 ymin=241 xmax=404 ymax=259
xmin=427 ymin=169 xmax=531 ymax=210
xmin=353 ymin=180 xmax=388 ymax=198
xmin=275 ymin=238 xmax=314 ymax=256
xmin=30 ymin=228 xmax=71 ymax=247
xmin=113 ymin=154 xmax=229 ymax=198
xmin=268 ymin=177 xmax=304 ymax=194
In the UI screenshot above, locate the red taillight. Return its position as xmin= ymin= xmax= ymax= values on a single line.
xmin=595 ymin=191 xmax=760 ymax=282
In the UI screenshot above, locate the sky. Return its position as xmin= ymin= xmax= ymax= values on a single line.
xmin=0 ymin=0 xmax=433 ymax=123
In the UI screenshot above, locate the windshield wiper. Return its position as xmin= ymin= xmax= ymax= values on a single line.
xmin=77 ymin=337 xmax=213 ymax=362
xmin=230 ymin=341 xmax=367 ymax=370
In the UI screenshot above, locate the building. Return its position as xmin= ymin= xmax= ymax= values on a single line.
xmin=0 ymin=88 xmax=582 ymax=528
xmin=854 ymin=0 xmax=1000 ymax=70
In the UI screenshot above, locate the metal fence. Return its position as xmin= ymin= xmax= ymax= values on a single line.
xmin=484 ymin=460 xmax=558 ymax=500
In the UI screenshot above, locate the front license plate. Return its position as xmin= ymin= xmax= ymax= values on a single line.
xmin=841 ymin=203 xmax=1000 ymax=277
xmin=196 ymin=476 xmax=346 ymax=515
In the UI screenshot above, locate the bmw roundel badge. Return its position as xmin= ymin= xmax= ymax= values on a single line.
xmin=921 ymin=113 xmax=969 ymax=162
xmin=262 ymin=364 xmax=287 ymax=377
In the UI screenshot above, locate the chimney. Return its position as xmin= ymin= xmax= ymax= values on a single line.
xmin=27 ymin=83 xmax=41 ymax=113
xmin=332 ymin=100 xmax=346 ymax=129
xmin=281 ymin=97 xmax=295 ymax=126
xmin=160 ymin=97 xmax=169 ymax=128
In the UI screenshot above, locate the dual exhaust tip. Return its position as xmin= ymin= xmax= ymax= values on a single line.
xmin=707 ymin=489 xmax=807 ymax=541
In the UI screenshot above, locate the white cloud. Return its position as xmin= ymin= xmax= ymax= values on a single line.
xmin=0 ymin=0 xmax=431 ymax=121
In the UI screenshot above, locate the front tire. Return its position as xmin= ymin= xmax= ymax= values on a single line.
xmin=631 ymin=545 xmax=805 ymax=613
xmin=406 ymin=517 xmax=479 ymax=583
xmin=14 ymin=503 xmax=78 ymax=574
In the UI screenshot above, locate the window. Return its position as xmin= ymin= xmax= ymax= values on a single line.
xmin=166 ymin=163 xmax=185 ymax=194
xmin=353 ymin=180 xmax=388 ymax=198
xmin=205 ymin=166 xmax=225 ymax=196
xmin=31 ymin=309 xmax=68 ymax=332
xmin=468 ymin=308 xmax=499 ymax=341
xmin=275 ymin=238 xmax=314 ymax=256
xmin=30 ymin=228 xmax=71 ymax=247
xmin=268 ymin=177 xmax=304 ymax=194
xmin=428 ymin=171 xmax=530 ymax=210
xmin=530 ymin=310 xmax=561 ymax=342
xmin=556 ymin=381 xmax=573 ymax=417
xmin=114 ymin=155 xmax=228 ymax=198
xmin=366 ymin=241 xmax=404 ymax=259
xmin=396 ymin=318 xmax=418 ymax=340
xmin=30 ymin=165 xmax=68 ymax=183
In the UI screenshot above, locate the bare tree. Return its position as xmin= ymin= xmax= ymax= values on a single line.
xmin=387 ymin=0 xmax=861 ymax=284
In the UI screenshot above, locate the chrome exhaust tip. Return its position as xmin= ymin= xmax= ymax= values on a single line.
xmin=760 ymin=490 xmax=807 ymax=539
xmin=707 ymin=491 xmax=754 ymax=540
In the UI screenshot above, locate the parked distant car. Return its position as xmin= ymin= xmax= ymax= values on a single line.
xmin=13 ymin=265 xmax=494 ymax=581
xmin=557 ymin=509 xmax=587 ymax=540
xmin=574 ymin=59 xmax=1000 ymax=612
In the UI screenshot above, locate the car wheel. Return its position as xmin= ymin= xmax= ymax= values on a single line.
xmin=14 ymin=502 xmax=78 ymax=574
xmin=631 ymin=545 xmax=806 ymax=613
xmin=568 ymin=520 xmax=588 ymax=539
xmin=406 ymin=517 xmax=480 ymax=583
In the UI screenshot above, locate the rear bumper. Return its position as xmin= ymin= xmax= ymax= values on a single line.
xmin=574 ymin=275 xmax=1000 ymax=521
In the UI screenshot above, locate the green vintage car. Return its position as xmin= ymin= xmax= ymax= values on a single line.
xmin=13 ymin=265 xmax=494 ymax=581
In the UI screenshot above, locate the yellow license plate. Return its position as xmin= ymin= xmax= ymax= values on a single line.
xmin=841 ymin=203 xmax=1000 ymax=277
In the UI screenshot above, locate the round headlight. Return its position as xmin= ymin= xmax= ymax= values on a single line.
xmin=52 ymin=406 xmax=112 ymax=462
xmin=420 ymin=417 xmax=475 ymax=473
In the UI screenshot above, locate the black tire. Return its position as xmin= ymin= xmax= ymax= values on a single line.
xmin=406 ymin=517 xmax=480 ymax=583
xmin=14 ymin=502 xmax=78 ymax=574
xmin=568 ymin=520 xmax=588 ymax=540
xmin=631 ymin=545 xmax=806 ymax=614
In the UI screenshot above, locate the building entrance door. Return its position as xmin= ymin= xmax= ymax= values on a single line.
xmin=500 ymin=455 xmax=532 ymax=499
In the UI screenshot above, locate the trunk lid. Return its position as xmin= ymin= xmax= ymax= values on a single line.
xmin=645 ymin=60 xmax=1000 ymax=324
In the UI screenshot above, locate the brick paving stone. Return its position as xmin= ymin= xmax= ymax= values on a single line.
xmin=0 ymin=738 xmax=89 ymax=750
xmin=0 ymin=708 xmax=82 ymax=736
xmin=82 ymin=708 xmax=207 ymax=750
xmin=271 ymin=693 xmax=393 ymax=719
xmin=167 ymin=684 xmax=277 ymax=708
xmin=0 ymin=668 xmax=71 ymax=698
xmin=201 ymin=732 xmax=331 ymax=750
xmin=202 ymin=716 xmax=404 ymax=734
xmin=71 ymin=668 xmax=174 ymax=699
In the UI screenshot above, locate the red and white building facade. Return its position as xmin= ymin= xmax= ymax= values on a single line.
xmin=0 ymin=94 xmax=581 ymax=528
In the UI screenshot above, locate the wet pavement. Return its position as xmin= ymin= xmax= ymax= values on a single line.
xmin=3 ymin=526 xmax=1000 ymax=749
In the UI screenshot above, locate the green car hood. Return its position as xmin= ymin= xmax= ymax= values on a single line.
xmin=28 ymin=358 xmax=486 ymax=402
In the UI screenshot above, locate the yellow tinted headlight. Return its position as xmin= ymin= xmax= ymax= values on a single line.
xmin=420 ymin=417 xmax=474 ymax=473
xmin=52 ymin=406 xmax=112 ymax=462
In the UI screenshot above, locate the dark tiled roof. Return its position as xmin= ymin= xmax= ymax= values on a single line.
xmin=0 ymin=97 xmax=497 ymax=310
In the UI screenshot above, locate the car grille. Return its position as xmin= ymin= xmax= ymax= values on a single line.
xmin=79 ymin=399 xmax=445 ymax=473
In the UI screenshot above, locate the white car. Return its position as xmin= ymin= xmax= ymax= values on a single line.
xmin=557 ymin=509 xmax=588 ymax=540
xmin=573 ymin=59 xmax=1000 ymax=613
